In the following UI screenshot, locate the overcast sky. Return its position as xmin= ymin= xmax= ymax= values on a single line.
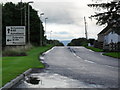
xmin=0 ymin=0 xmax=117 ymax=41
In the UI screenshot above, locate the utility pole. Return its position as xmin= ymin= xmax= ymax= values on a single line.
xmin=84 ymin=16 xmax=88 ymax=40
xmin=50 ymin=30 xmax=52 ymax=40
xmin=28 ymin=1 xmax=34 ymax=45
xmin=21 ymin=0 xmax=22 ymax=25
xmin=24 ymin=6 xmax=26 ymax=27
xmin=28 ymin=3 xmax=30 ymax=44
xmin=40 ymin=13 xmax=44 ymax=46
xmin=45 ymin=17 xmax=48 ymax=45
xmin=45 ymin=17 xmax=48 ymax=34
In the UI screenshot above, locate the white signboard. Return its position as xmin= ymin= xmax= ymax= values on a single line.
xmin=6 ymin=36 xmax=25 ymax=45
xmin=6 ymin=26 xmax=26 ymax=45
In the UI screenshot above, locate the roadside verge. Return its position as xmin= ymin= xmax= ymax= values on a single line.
xmin=84 ymin=46 xmax=120 ymax=59
xmin=2 ymin=45 xmax=54 ymax=89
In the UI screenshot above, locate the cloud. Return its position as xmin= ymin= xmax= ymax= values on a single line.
xmin=54 ymin=31 xmax=70 ymax=35
xmin=113 ymin=0 xmax=120 ymax=2
xmin=1 ymin=0 xmax=106 ymax=41
xmin=33 ymin=2 xmax=82 ymax=25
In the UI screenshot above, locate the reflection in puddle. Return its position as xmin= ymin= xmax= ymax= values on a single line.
xmin=15 ymin=71 xmax=103 ymax=88
xmin=26 ymin=76 xmax=40 ymax=85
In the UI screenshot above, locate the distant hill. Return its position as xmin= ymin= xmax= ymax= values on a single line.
xmin=61 ymin=40 xmax=70 ymax=46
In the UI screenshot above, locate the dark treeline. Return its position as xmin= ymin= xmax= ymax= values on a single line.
xmin=67 ymin=38 xmax=88 ymax=46
xmin=2 ymin=2 xmax=64 ymax=48
xmin=67 ymin=38 xmax=95 ymax=46
xmin=2 ymin=2 xmax=44 ymax=47
xmin=47 ymin=40 xmax=64 ymax=46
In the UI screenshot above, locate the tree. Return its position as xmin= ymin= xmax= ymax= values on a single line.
xmin=2 ymin=2 xmax=17 ymax=47
xmin=47 ymin=40 xmax=64 ymax=46
xmin=67 ymin=38 xmax=88 ymax=46
xmin=88 ymin=1 xmax=120 ymax=34
xmin=2 ymin=2 xmax=45 ymax=47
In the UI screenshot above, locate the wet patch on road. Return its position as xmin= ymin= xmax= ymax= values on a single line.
xmin=15 ymin=70 xmax=104 ymax=88
xmin=26 ymin=76 xmax=40 ymax=85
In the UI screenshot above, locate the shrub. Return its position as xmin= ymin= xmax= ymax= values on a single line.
xmin=2 ymin=49 xmax=26 ymax=56
xmin=2 ymin=44 xmax=33 ymax=56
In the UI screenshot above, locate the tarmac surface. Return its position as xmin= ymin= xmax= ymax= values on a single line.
xmin=14 ymin=46 xmax=119 ymax=88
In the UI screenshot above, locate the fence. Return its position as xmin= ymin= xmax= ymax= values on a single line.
xmin=94 ymin=41 xmax=120 ymax=52
xmin=109 ymin=42 xmax=120 ymax=51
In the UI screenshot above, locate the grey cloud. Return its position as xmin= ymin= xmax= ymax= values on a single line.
xmin=113 ymin=0 xmax=120 ymax=2
xmin=54 ymin=31 xmax=70 ymax=34
xmin=34 ymin=2 xmax=81 ymax=24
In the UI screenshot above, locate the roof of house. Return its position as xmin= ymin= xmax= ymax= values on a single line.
xmin=98 ymin=25 xmax=112 ymax=35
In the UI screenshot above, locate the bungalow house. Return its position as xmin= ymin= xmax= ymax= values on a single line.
xmin=98 ymin=25 xmax=120 ymax=51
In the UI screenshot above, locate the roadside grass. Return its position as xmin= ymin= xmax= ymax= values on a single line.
xmin=85 ymin=46 xmax=104 ymax=52
xmin=85 ymin=46 xmax=120 ymax=58
xmin=2 ymin=44 xmax=53 ymax=86
xmin=103 ymin=52 xmax=120 ymax=59
xmin=0 ymin=58 xmax=2 ymax=88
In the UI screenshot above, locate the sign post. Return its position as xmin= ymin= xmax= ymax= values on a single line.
xmin=6 ymin=26 xmax=26 ymax=45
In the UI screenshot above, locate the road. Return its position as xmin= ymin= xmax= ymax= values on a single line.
xmin=15 ymin=46 xmax=119 ymax=88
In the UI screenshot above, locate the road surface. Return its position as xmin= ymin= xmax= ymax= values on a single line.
xmin=15 ymin=46 xmax=119 ymax=88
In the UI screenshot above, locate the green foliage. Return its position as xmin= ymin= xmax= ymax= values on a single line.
xmin=2 ymin=45 xmax=53 ymax=86
xmin=88 ymin=1 xmax=120 ymax=34
xmin=67 ymin=38 xmax=88 ymax=46
xmin=85 ymin=46 xmax=104 ymax=52
xmin=88 ymin=39 xmax=95 ymax=45
xmin=47 ymin=40 xmax=64 ymax=46
xmin=103 ymin=52 xmax=120 ymax=58
xmin=0 ymin=59 xmax=2 ymax=88
xmin=2 ymin=2 xmax=45 ymax=47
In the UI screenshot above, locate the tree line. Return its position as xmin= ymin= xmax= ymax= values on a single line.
xmin=67 ymin=38 xmax=95 ymax=46
xmin=2 ymin=2 xmax=63 ymax=48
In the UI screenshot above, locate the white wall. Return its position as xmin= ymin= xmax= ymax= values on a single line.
xmin=104 ymin=31 xmax=120 ymax=44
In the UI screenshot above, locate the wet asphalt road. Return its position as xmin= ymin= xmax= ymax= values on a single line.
xmin=14 ymin=46 xmax=119 ymax=88
xmin=43 ymin=46 xmax=119 ymax=88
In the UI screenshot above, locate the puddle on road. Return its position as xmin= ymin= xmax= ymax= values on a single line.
xmin=15 ymin=71 xmax=103 ymax=88
xmin=26 ymin=76 xmax=40 ymax=85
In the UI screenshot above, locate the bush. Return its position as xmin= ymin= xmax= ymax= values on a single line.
xmin=2 ymin=44 xmax=33 ymax=56
xmin=2 ymin=50 xmax=26 ymax=56
xmin=67 ymin=38 xmax=88 ymax=46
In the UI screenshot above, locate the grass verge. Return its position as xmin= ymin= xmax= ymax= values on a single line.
xmin=2 ymin=44 xmax=53 ymax=86
xmin=85 ymin=46 xmax=104 ymax=52
xmin=0 ymin=58 xmax=2 ymax=88
xmin=103 ymin=52 xmax=120 ymax=59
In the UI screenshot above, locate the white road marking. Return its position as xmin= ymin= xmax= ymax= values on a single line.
xmin=89 ymin=50 xmax=94 ymax=52
xmin=70 ymin=48 xmax=117 ymax=69
xmin=71 ymin=47 xmax=84 ymax=48
xmin=43 ymin=47 xmax=55 ymax=55
xmin=105 ymin=65 xmax=118 ymax=69
xmin=73 ymin=52 xmax=82 ymax=59
xmin=39 ymin=56 xmax=44 ymax=60
xmin=84 ymin=60 xmax=95 ymax=64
